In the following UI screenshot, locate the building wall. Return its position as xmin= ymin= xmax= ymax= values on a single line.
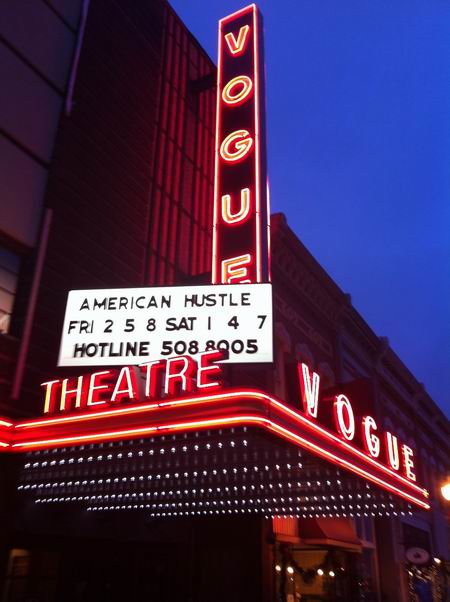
xmin=0 ymin=0 xmax=217 ymax=593
xmin=0 ymin=0 xmax=82 ymax=400
xmin=0 ymin=0 xmax=82 ymax=249
xmin=270 ymin=212 xmax=450 ymax=601
xmin=147 ymin=10 xmax=215 ymax=284
xmin=1 ymin=0 xmax=216 ymax=416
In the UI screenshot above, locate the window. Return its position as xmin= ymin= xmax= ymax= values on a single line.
xmin=0 ymin=247 xmax=20 ymax=334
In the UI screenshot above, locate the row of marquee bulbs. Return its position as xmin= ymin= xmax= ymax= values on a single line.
xmin=26 ymin=477 xmax=409 ymax=518
xmin=29 ymin=496 xmax=412 ymax=520
xmin=28 ymin=492 xmax=401 ymax=515
xmin=276 ymin=565 xmax=337 ymax=578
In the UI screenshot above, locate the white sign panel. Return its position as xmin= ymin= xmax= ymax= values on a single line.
xmin=58 ymin=284 xmax=273 ymax=366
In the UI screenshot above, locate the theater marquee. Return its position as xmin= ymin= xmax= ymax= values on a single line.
xmin=0 ymin=352 xmax=429 ymax=511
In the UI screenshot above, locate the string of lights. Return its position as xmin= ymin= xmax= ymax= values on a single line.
xmin=18 ymin=427 xmax=413 ymax=519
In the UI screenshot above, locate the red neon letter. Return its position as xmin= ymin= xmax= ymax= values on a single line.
xmin=197 ymin=350 xmax=224 ymax=390
xmin=221 ymin=254 xmax=252 ymax=284
xmin=221 ymin=188 xmax=251 ymax=224
xmin=165 ymin=356 xmax=196 ymax=396
xmin=60 ymin=376 xmax=84 ymax=412
xmin=140 ymin=360 xmax=165 ymax=399
xmin=220 ymin=130 xmax=253 ymax=162
xmin=402 ymin=444 xmax=416 ymax=481
xmin=362 ymin=415 xmax=380 ymax=458
xmin=222 ymin=75 xmax=253 ymax=106
xmin=41 ymin=380 xmax=60 ymax=414
xmin=298 ymin=363 xmax=320 ymax=418
xmin=111 ymin=367 xmax=137 ymax=403
xmin=385 ymin=432 xmax=400 ymax=470
xmin=333 ymin=394 xmax=355 ymax=441
xmin=224 ymin=25 xmax=250 ymax=56
xmin=87 ymin=371 xmax=111 ymax=407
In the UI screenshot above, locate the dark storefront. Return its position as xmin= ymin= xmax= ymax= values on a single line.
xmin=0 ymin=2 xmax=448 ymax=602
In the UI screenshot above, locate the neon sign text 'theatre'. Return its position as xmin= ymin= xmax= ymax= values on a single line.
xmin=41 ymin=350 xmax=225 ymax=414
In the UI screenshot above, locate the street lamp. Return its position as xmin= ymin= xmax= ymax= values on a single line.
xmin=441 ymin=480 xmax=450 ymax=501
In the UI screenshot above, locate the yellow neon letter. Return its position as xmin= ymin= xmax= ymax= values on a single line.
xmin=224 ymin=25 xmax=250 ymax=56
xmin=221 ymin=254 xmax=252 ymax=284
xmin=222 ymin=75 xmax=253 ymax=106
xmin=220 ymin=130 xmax=253 ymax=163
xmin=221 ymin=188 xmax=251 ymax=224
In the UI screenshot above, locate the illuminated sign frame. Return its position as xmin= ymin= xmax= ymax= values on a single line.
xmin=58 ymin=284 xmax=273 ymax=366
xmin=212 ymin=4 xmax=270 ymax=284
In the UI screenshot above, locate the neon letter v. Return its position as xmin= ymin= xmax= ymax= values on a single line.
xmin=298 ymin=363 xmax=320 ymax=418
xmin=224 ymin=25 xmax=250 ymax=56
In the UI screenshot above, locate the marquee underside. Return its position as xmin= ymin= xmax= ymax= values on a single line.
xmin=19 ymin=426 xmax=414 ymax=519
xmin=8 ymin=390 xmax=428 ymax=515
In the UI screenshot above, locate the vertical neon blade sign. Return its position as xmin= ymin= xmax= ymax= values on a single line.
xmin=212 ymin=4 xmax=270 ymax=284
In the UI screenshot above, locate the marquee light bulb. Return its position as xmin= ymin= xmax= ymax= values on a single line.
xmin=286 ymin=566 xmax=294 ymax=575
xmin=317 ymin=569 xmax=324 ymax=576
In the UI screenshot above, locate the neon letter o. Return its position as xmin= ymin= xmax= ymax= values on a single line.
xmin=222 ymin=76 xmax=253 ymax=106
xmin=334 ymin=394 xmax=355 ymax=441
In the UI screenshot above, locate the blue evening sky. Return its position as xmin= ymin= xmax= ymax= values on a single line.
xmin=170 ymin=0 xmax=450 ymax=417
